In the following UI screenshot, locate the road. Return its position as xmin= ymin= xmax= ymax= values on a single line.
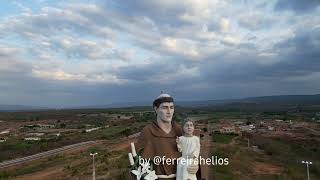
xmin=0 ymin=141 xmax=96 ymax=169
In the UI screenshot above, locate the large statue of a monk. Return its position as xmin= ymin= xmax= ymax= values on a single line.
xmin=135 ymin=93 xmax=200 ymax=180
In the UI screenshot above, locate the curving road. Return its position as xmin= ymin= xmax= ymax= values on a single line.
xmin=0 ymin=141 xmax=96 ymax=169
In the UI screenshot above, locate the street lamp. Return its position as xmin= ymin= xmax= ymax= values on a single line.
xmin=90 ymin=152 xmax=98 ymax=180
xmin=301 ymin=160 xmax=312 ymax=180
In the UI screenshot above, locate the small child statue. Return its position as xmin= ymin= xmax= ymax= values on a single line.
xmin=176 ymin=119 xmax=200 ymax=180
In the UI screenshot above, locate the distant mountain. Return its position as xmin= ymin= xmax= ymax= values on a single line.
xmin=0 ymin=105 xmax=48 ymax=112
xmin=176 ymin=99 xmax=236 ymax=107
xmin=71 ymin=101 xmax=150 ymax=109
xmin=242 ymin=94 xmax=320 ymax=105
xmin=73 ymin=99 xmax=239 ymax=109
xmin=181 ymin=94 xmax=320 ymax=107
xmin=1 ymin=94 xmax=319 ymax=111
xmin=69 ymin=94 xmax=320 ymax=109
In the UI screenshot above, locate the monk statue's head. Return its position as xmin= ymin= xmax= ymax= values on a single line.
xmin=153 ymin=93 xmax=174 ymax=123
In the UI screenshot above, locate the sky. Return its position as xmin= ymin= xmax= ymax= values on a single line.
xmin=0 ymin=0 xmax=319 ymax=108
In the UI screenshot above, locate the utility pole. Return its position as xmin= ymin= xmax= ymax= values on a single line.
xmin=90 ymin=152 xmax=98 ymax=180
xmin=301 ymin=160 xmax=312 ymax=180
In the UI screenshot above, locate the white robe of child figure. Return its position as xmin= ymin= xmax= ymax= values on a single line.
xmin=176 ymin=135 xmax=200 ymax=180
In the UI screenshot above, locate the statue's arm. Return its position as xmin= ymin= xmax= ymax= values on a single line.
xmin=136 ymin=126 xmax=153 ymax=156
xmin=176 ymin=136 xmax=182 ymax=152
xmin=136 ymin=129 xmax=147 ymax=153
xmin=192 ymin=136 xmax=200 ymax=158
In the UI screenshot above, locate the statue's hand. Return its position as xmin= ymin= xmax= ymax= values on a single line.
xmin=187 ymin=164 xmax=199 ymax=174
xmin=176 ymin=136 xmax=182 ymax=152
xmin=176 ymin=136 xmax=180 ymax=144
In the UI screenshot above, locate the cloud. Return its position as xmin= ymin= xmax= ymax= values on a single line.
xmin=107 ymin=0 xmax=222 ymax=24
xmin=52 ymin=37 xmax=115 ymax=60
xmin=159 ymin=37 xmax=200 ymax=60
xmin=219 ymin=18 xmax=230 ymax=33
xmin=0 ymin=47 xmax=19 ymax=57
xmin=0 ymin=0 xmax=319 ymax=107
xmin=275 ymin=0 xmax=320 ymax=13
xmin=237 ymin=11 xmax=274 ymax=30
xmin=31 ymin=69 xmax=127 ymax=84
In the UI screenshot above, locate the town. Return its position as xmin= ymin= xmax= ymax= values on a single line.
xmin=0 ymin=105 xmax=319 ymax=179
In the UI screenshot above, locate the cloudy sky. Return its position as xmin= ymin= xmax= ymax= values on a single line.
xmin=0 ymin=0 xmax=319 ymax=108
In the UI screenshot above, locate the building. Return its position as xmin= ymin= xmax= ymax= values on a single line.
xmin=23 ymin=124 xmax=55 ymax=129
xmin=27 ymin=133 xmax=45 ymax=137
xmin=234 ymin=121 xmax=244 ymax=126
xmin=85 ymin=127 xmax=101 ymax=132
xmin=239 ymin=125 xmax=255 ymax=132
xmin=0 ymin=130 xmax=10 ymax=135
xmin=24 ymin=137 xmax=41 ymax=141
xmin=268 ymin=126 xmax=275 ymax=131
xmin=220 ymin=126 xmax=235 ymax=134
xmin=38 ymin=124 xmax=55 ymax=129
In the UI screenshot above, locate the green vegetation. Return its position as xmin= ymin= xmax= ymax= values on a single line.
xmin=134 ymin=112 xmax=154 ymax=122
xmin=61 ymin=146 xmax=130 ymax=179
xmin=1 ymin=106 xmax=320 ymax=179
xmin=0 ymin=154 xmax=66 ymax=179
xmin=212 ymin=133 xmax=237 ymax=144
xmin=212 ymin=132 xmax=320 ymax=180
xmin=0 ymin=171 xmax=10 ymax=179
xmin=0 ymin=109 xmax=147 ymax=162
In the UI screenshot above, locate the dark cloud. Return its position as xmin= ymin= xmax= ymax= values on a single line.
xmin=101 ymin=0 xmax=187 ymax=26
xmin=1 ymin=1 xmax=320 ymax=107
xmin=275 ymin=27 xmax=320 ymax=62
xmin=115 ymin=64 xmax=160 ymax=82
xmin=237 ymin=14 xmax=275 ymax=30
xmin=275 ymin=0 xmax=320 ymax=13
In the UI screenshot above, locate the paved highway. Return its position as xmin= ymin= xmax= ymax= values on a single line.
xmin=0 ymin=141 xmax=96 ymax=169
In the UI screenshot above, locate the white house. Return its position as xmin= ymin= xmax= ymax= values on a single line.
xmin=267 ymin=126 xmax=275 ymax=131
xmin=219 ymin=125 xmax=236 ymax=134
xmin=27 ymin=133 xmax=45 ymax=137
xmin=239 ymin=125 xmax=254 ymax=132
xmin=85 ymin=127 xmax=101 ymax=133
xmin=24 ymin=137 xmax=41 ymax=141
xmin=0 ymin=130 xmax=10 ymax=135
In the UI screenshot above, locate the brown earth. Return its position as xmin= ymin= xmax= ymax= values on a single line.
xmin=13 ymin=167 xmax=67 ymax=180
xmin=252 ymin=162 xmax=283 ymax=175
xmin=9 ymin=138 xmax=138 ymax=180
xmin=7 ymin=122 xmax=211 ymax=180
xmin=199 ymin=123 xmax=214 ymax=180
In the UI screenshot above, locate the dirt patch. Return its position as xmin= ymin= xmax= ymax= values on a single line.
xmin=252 ymin=162 xmax=283 ymax=175
xmin=110 ymin=138 xmax=138 ymax=152
xmin=12 ymin=166 xmax=66 ymax=180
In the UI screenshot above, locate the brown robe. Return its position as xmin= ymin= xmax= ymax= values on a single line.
xmin=136 ymin=121 xmax=182 ymax=180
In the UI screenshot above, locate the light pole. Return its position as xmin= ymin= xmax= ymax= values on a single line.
xmin=90 ymin=152 xmax=98 ymax=180
xmin=301 ymin=160 xmax=312 ymax=180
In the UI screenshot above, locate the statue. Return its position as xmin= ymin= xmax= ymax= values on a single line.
xmin=128 ymin=93 xmax=200 ymax=180
xmin=176 ymin=119 xmax=200 ymax=180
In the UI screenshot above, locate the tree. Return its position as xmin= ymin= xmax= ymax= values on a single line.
xmin=60 ymin=123 xmax=66 ymax=128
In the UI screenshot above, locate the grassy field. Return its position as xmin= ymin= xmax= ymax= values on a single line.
xmin=212 ymin=133 xmax=237 ymax=144
xmin=0 ymin=140 xmax=131 ymax=180
xmin=212 ymin=133 xmax=320 ymax=180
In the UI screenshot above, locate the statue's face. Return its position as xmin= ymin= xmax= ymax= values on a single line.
xmin=155 ymin=102 xmax=174 ymax=123
xmin=183 ymin=121 xmax=194 ymax=135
